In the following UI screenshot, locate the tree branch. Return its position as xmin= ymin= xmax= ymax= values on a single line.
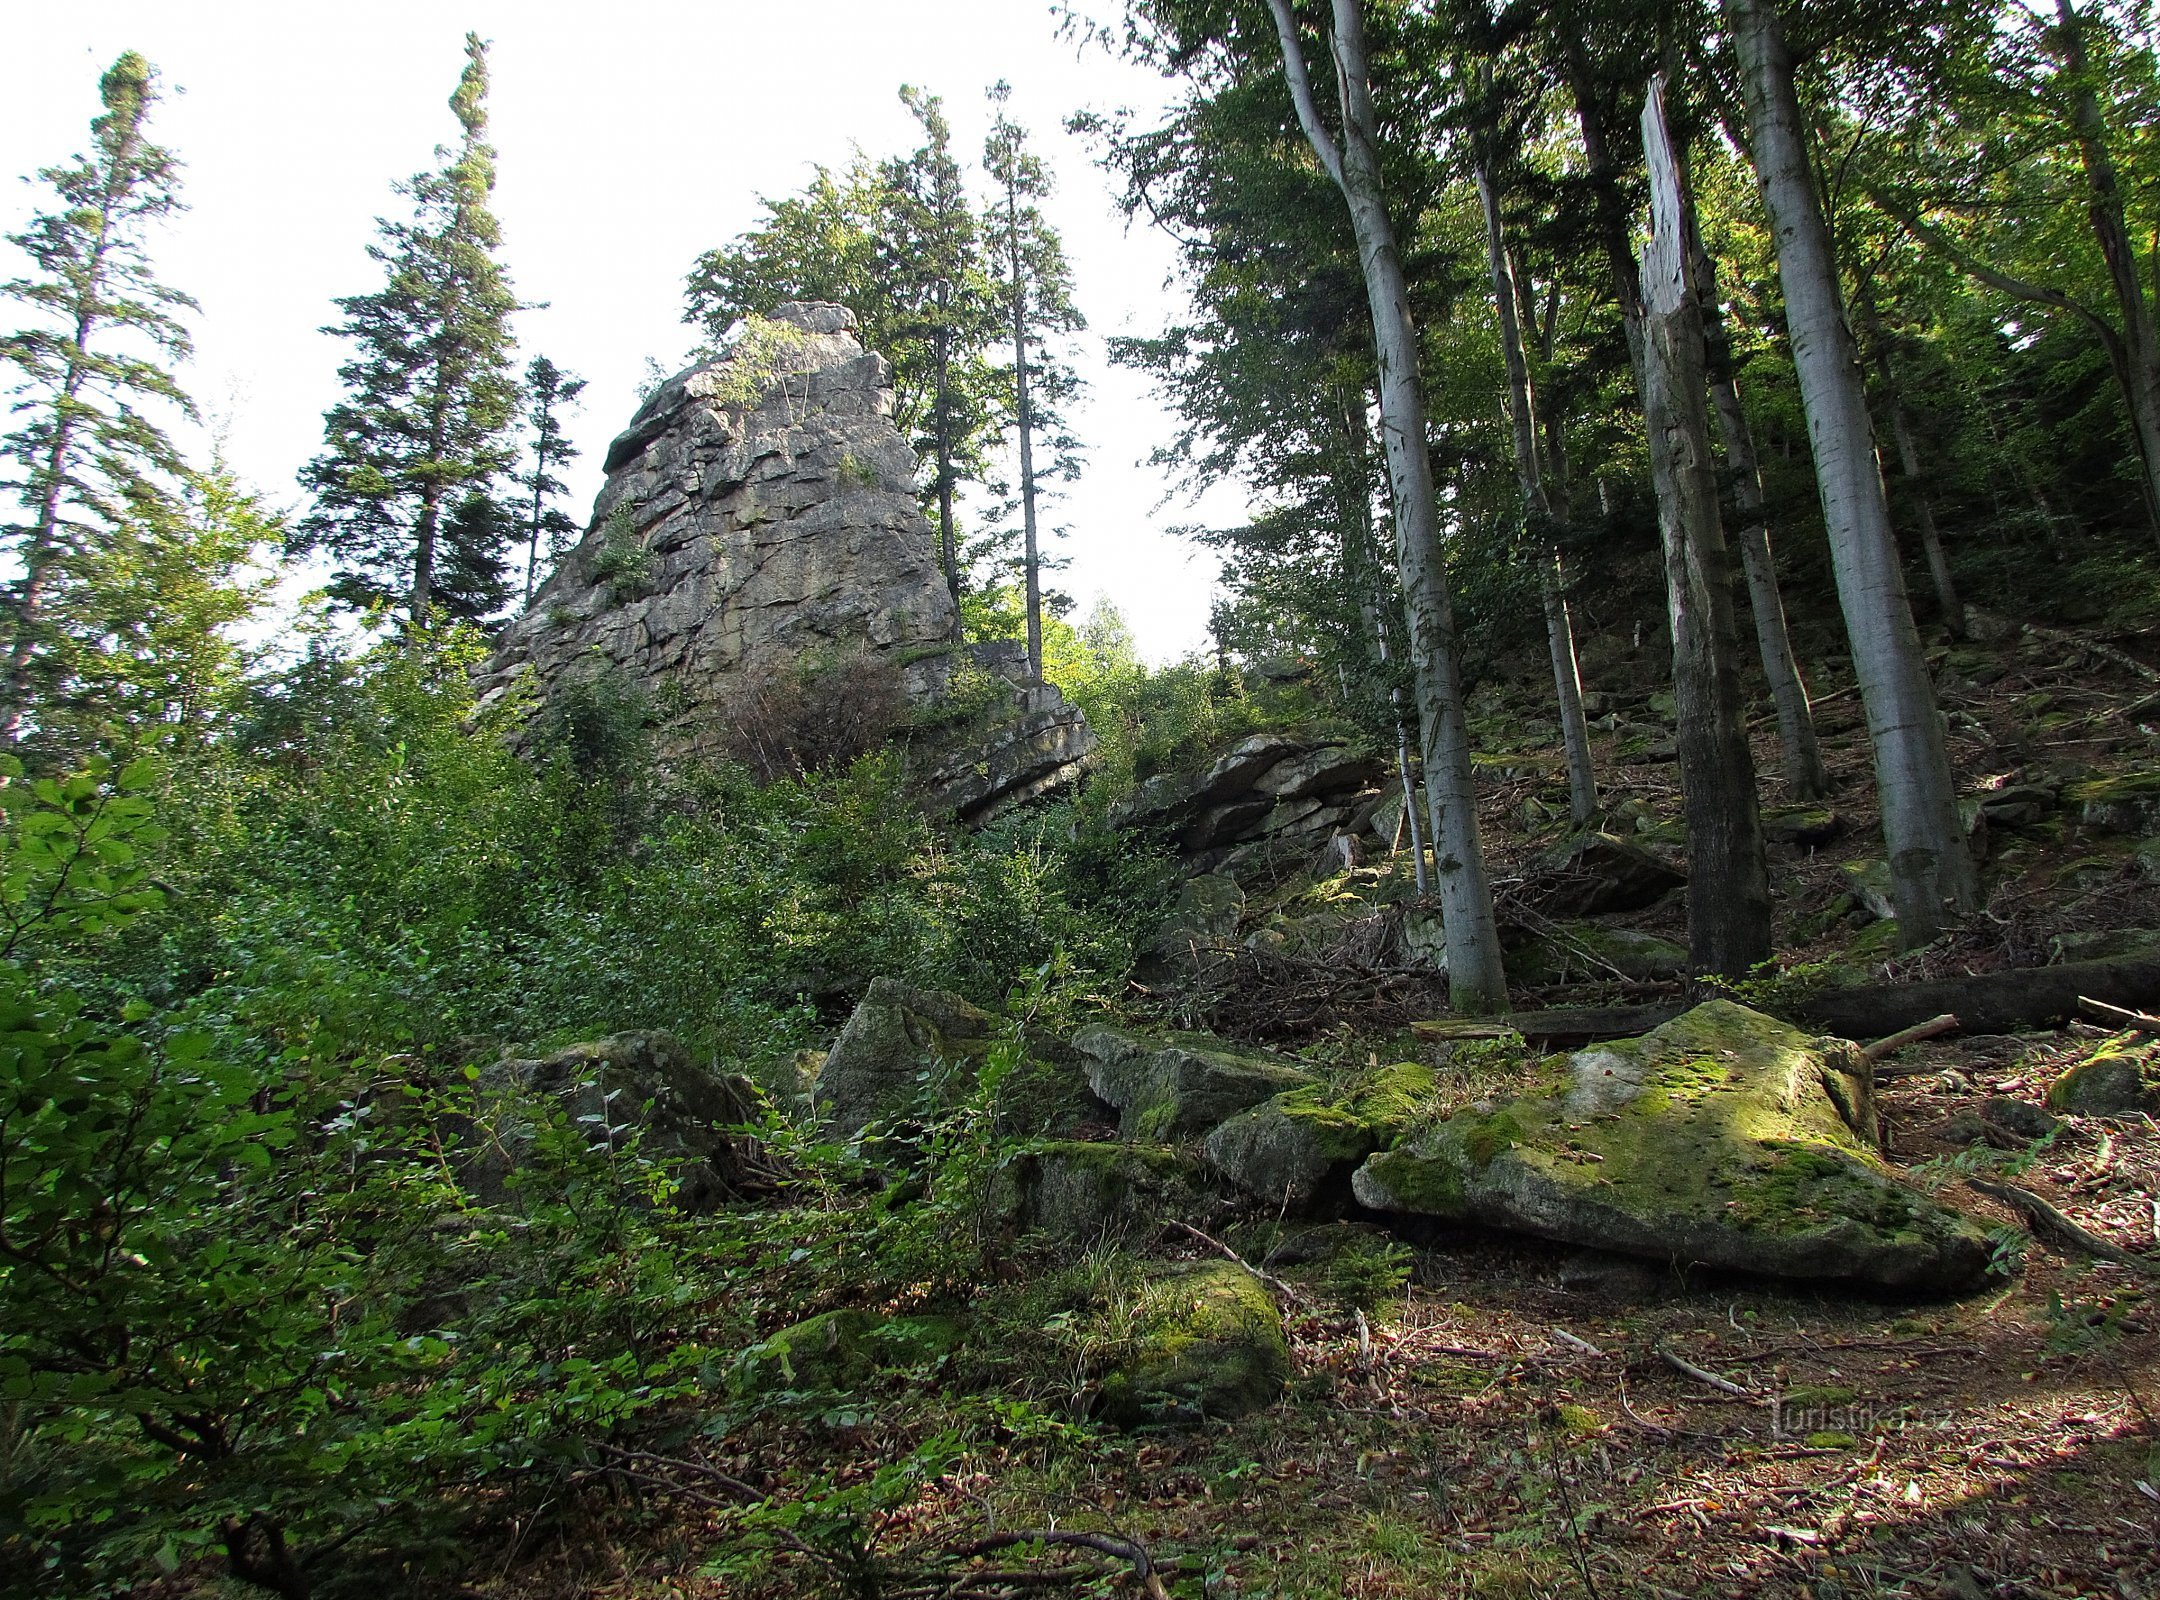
xmin=1263 ymin=0 xmax=1346 ymax=192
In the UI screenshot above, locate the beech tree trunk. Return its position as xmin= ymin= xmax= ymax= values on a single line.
xmin=1682 ymin=209 xmax=1831 ymax=799
xmin=1726 ymin=0 xmax=1976 ymax=941
xmin=1473 ymin=160 xmax=1598 ymax=827
xmin=1266 ymin=0 xmax=1508 ymax=1012
xmin=1638 ymin=79 xmax=1773 ymax=977
xmin=1004 ymin=192 xmax=1044 ymax=681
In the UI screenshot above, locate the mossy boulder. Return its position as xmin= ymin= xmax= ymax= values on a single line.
xmin=1072 ymin=1025 xmax=1313 ymax=1143
xmin=992 ymin=1140 xmax=1213 ymax=1239
xmin=1351 ymin=1001 xmax=1995 ymax=1292
xmin=733 ymin=1308 xmax=964 ymax=1398
xmin=814 ymin=978 xmax=996 ymax=1140
xmin=2068 ymin=768 xmax=2160 ymax=835
xmin=2045 ymin=1039 xmax=2159 ymax=1115
xmin=1204 ymin=1061 xmax=1435 ymax=1208
xmin=1534 ymin=831 xmax=1687 ymax=915
xmin=470 ymin=1030 xmax=764 ymax=1211
xmin=1094 ymin=1260 xmax=1290 ymax=1431
xmin=1760 ymin=805 xmax=1846 ymax=849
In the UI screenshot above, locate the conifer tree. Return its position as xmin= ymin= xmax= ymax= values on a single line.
xmin=884 ymin=88 xmax=1003 ymax=608
xmin=297 ymin=34 xmax=520 ymax=632
xmin=0 ymin=51 xmax=195 ymax=740
xmin=516 ymin=355 xmax=585 ymax=605
xmin=984 ymin=81 xmax=1086 ymax=681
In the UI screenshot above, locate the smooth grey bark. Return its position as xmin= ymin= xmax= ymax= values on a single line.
xmin=1266 ymin=0 xmax=1508 ymax=1012
xmin=1336 ymin=392 xmax=1431 ymax=895
xmin=1638 ymin=78 xmax=1773 ymax=977
xmin=1726 ymin=0 xmax=1976 ymax=941
xmin=1472 ymin=160 xmax=1599 ymax=827
xmin=1681 ymin=207 xmax=1831 ymax=799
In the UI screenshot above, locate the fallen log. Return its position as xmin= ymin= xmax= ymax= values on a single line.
xmin=1413 ymin=955 xmax=2160 ymax=1048
xmin=1793 ymin=954 xmax=2160 ymax=1040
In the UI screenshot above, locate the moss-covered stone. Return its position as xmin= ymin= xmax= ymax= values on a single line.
xmin=1094 ymin=1260 xmax=1289 ymax=1431
xmin=1352 ymin=1001 xmax=1994 ymax=1292
xmin=1071 ymin=1025 xmax=1313 ymax=1142
xmin=1203 ymin=1061 xmax=1436 ymax=1207
xmin=814 ymin=978 xmax=996 ymax=1140
xmin=2068 ymin=768 xmax=2160 ymax=835
xmin=733 ymin=1308 xmax=964 ymax=1398
xmin=2046 ymin=1040 xmax=2158 ymax=1115
xmin=991 ymin=1140 xmax=1210 ymax=1240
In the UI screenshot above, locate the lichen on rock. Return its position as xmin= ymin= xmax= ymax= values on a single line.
xmin=1352 ymin=1001 xmax=1994 ymax=1291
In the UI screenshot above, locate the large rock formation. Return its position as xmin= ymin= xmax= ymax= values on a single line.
xmin=473 ymin=302 xmax=1091 ymax=819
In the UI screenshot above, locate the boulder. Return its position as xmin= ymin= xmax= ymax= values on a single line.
xmin=991 ymin=1140 xmax=1212 ymax=1240
xmin=1837 ymin=859 xmax=1901 ymax=924
xmin=814 ymin=977 xmax=996 ymax=1139
xmin=1147 ymin=873 xmax=1245 ymax=973
xmin=1204 ymin=1061 xmax=1435 ymax=1208
xmin=1072 ymin=1025 xmax=1314 ymax=1143
xmin=1511 ymin=924 xmax=1688 ymax=985
xmin=733 ymin=1308 xmax=963 ymax=1398
xmin=1980 ymin=1096 xmax=2061 ymax=1141
xmin=1094 ymin=1260 xmax=1289 ymax=1430
xmin=1533 ymin=831 xmax=1687 ymax=916
xmin=1250 ymin=743 xmax=1386 ymax=801
xmin=2046 ymin=1039 xmax=2158 ymax=1115
xmin=472 ymin=1031 xmax=763 ymax=1210
xmin=1352 ymin=1001 xmax=1996 ymax=1291
xmin=1760 ymin=805 xmax=1846 ymax=849
xmin=2068 ymin=769 xmax=2160 ymax=836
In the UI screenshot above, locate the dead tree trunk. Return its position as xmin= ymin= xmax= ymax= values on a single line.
xmin=1639 ymin=77 xmax=1773 ymax=976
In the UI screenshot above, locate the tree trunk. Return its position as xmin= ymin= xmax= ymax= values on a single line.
xmin=1337 ymin=392 xmax=1430 ymax=895
xmin=1473 ymin=160 xmax=1598 ymax=827
xmin=1638 ymin=78 xmax=1773 ymax=977
xmin=2054 ymin=0 xmax=2160 ymax=546
xmin=1681 ymin=203 xmax=1831 ymax=799
xmin=1005 ymin=188 xmax=1043 ymax=681
xmin=1266 ymin=0 xmax=1509 ymax=1012
xmin=1726 ymin=0 xmax=1976 ymax=941
xmin=1879 ymin=368 xmax=1966 ymax=638
xmin=933 ymin=283 xmax=961 ymax=614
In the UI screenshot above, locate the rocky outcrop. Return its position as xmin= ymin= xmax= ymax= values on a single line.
xmin=1353 ymin=1001 xmax=1996 ymax=1291
xmin=1072 ymin=1024 xmax=1314 ymax=1142
xmin=473 ymin=303 xmax=1091 ymax=818
xmin=923 ymin=643 xmax=1097 ymax=824
xmin=1110 ymin=732 xmax=1386 ymax=881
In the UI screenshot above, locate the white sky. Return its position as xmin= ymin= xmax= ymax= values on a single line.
xmin=1 ymin=0 xmax=1243 ymax=663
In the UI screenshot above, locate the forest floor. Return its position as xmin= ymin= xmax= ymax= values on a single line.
xmin=459 ymin=615 xmax=2160 ymax=1600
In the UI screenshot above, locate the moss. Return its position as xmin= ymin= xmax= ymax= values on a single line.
xmin=1783 ymin=1384 xmax=1858 ymax=1408
xmin=2045 ymin=1042 xmax=2157 ymax=1114
xmin=1806 ymin=1431 xmax=1860 ymax=1449
xmin=2065 ymin=769 xmax=2160 ymax=804
xmin=1352 ymin=1001 xmax=1995 ymax=1290
xmin=1095 ymin=1260 xmax=1289 ymax=1431
xmin=735 ymin=1308 xmax=964 ymax=1398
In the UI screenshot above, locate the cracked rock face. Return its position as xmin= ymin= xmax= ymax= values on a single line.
xmin=473 ymin=302 xmax=1089 ymax=816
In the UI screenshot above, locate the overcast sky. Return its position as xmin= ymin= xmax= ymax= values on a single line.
xmin=1 ymin=0 xmax=1245 ymax=662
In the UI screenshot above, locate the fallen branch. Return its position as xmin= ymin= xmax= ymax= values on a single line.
xmin=2077 ymin=995 xmax=2160 ymax=1035
xmin=1165 ymin=1219 xmax=1309 ymax=1307
xmin=1654 ymin=1344 xmax=1754 ymax=1398
xmin=1968 ymin=1177 xmax=2160 ymax=1277
xmin=951 ymin=1531 xmax=1173 ymax=1599
xmin=1862 ymin=1012 xmax=1959 ymax=1061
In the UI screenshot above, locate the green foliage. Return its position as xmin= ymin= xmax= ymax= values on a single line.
xmin=0 ymin=51 xmax=197 ymax=734
xmin=294 ymin=34 xmax=522 ymax=628
xmin=587 ymin=499 xmax=654 ymax=601
xmin=0 ymin=752 xmax=166 ymax=960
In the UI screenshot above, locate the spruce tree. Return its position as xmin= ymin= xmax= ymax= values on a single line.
xmin=0 ymin=52 xmax=196 ymax=740
xmin=516 ymin=355 xmax=585 ymax=605
xmin=983 ymin=82 xmax=1086 ymax=681
xmin=884 ymin=88 xmax=1003 ymax=608
xmin=297 ymin=34 xmax=520 ymax=631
